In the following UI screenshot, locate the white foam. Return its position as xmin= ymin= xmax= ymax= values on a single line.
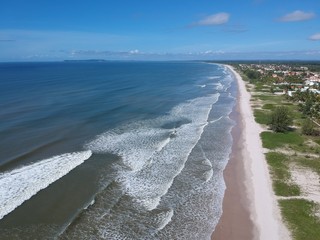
xmin=58 ymin=64 xmax=237 ymax=239
xmin=228 ymin=92 xmax=236 ymax=99
xmin=86 ymin=94 xmax=220 ymax=211
xmin=86 ymin=127 xmax=170 ymax=171
xmin=202 ymin=169 xmax=214 ymax=182
xmin=201 ymin=159 xmax=212 ymax=167
xmin=156 ymin=208 xmax=174 ymax=230
xmin=199 ymin=144 xmax=212 ymax=166
xmin=0 ymin=150 xmax=92 ymax=220
xmin=198 ymin=145 xmax=214 ymax=182
xmin=133 ymin=196 xmax=162 ymax=211
xmin=208 ymin=76 xmax=220 ymax=80
xmin=209 ymin=116 xmax=223 ymax=124
xmin=215 ymin=82 xmax=224 ymax=90
xmin=84 ymin=199 xmax=95 ymax=210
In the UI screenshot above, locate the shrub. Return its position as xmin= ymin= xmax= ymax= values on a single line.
xmin=301 ymin=119 xmax=315 ymax=136
xmin=268 ymin=106 xmax=293 ymax=132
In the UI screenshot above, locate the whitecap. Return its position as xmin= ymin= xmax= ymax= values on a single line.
xmin=0 ymin=150 xmax=92 ymax=220
xmin=207 ymin=76 xmax=220 ymax=80
xmin=202 ymin=169 xmax=214 ymax=182
xmin=85 ymin=94 xmax=220 ymax=211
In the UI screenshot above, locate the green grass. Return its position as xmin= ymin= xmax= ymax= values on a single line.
xmin=255 ymin=83 xmax=270 ymax=92
xmin=314 ymin=138 xmax=320 ymax=146
xmin=266 ymin=152 xmax=290 ymax=179
xmin=266 ymin=152 xmax=300 ymax=196
xmin=289 ymin=136 xmax=320 ymax=153
xmin=254 ymin=109 xmax=270 ymax=125
xmin=255 ymin=97 xmax=302 ymax=124
xmin=280 ymin=199 xmax=320 ymax=240
xmin=261 ymin=101 xmax=301 ymax=121
xmin=284 ymin=104 xmax=303 ymax=119
xmin=261 ymin=131 xmax=304 ymax=149
xmin=253 ymin=94 xmax=283 ymax=103
xmin=238 ymin=68 xmax=320 ymax=239
xmin=273 ymin=181 xmax=300 ymax=196
xmin=262 ymin=103 xmax=276 ymax=110
xmin=296 ymin=157 xmax=320 ymax=175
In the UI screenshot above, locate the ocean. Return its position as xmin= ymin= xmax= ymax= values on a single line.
xmin=0 ymin=61 xmax=237 ymax=239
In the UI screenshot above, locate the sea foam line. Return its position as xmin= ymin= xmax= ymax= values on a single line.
xmin=86 ymin=94 xmax=220 ymax=211
xmin=0 ymin=150 xmax=92 ymax=220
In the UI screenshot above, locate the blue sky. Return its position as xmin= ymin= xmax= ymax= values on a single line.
xmin=0 ymin=0 xmax=319 ymax=61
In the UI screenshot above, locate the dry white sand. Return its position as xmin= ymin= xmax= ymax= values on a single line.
xmin=290 ymin=165 xmax=320 ymax=204
xmin=225 ymin=65 xmax=291 ymax=240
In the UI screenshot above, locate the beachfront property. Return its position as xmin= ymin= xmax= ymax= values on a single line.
xmin=231 ymin=63 xmax=320 ymax=240
xmin=238 ymin=63 xmax=320 ymax=96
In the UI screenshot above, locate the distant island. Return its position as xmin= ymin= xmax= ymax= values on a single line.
xmin=64 ymin=59 xmax=108 ymax=62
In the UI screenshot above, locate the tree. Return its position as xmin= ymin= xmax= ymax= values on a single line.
xmin=244 ymin=69 xmax=261 ymax=83
xmin=268 ymin=106 xmax=293 ymax=132
xmin=304 ymin=99 xmax=314 ymax=115
xmin=301 ymin=119 xmax=315 ymax=136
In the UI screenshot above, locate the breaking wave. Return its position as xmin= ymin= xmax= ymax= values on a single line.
xmin=0 ymin=151 xmax=92 ymax=220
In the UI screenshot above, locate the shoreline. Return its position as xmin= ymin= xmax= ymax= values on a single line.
xmin=211 ymin=71 xmax=254 ymax=240
xmin=212 ymin=65 xmax=290 ymax=240
xmin=212 ymin=89 xmax=255 ymax=239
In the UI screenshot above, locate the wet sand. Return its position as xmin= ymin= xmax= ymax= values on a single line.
xmin=212 ymin=65 xmax=290 ymax=240
xmin=211 ymin=78 xmax=255 ymax=240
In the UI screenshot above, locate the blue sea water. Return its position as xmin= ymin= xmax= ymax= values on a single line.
xmin=0 ymin=61 xmax=237 ymax=239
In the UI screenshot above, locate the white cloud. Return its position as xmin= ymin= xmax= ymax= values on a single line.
xmin=193 ymin=13 xmax=230 ymax=26
xmin=279 ymin=10 xmax=315 ymax=22
xmin=309 ymin=33 xmax=320 ymax=41
xmin=201 ymin=50 xmax=225 ymax=55
xmin=129 ymin=49 xmax=139 ymax=54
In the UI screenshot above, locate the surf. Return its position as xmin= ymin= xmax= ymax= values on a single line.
xmin=0 ymin=150 xmax=92 ymax=220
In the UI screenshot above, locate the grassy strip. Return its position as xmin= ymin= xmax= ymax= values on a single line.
xmin=295 ymin=157 xmax=320 ymax=175
xmin=255 ymin=82 xmax=270 ymax=92
xmin=253 ymin=94 xmax=284 ymax=103
xmin=237 ymin=65 xmax=320 ymax=240
xmin=261 ymin=131 xmax=304 ymax=149
xmin=279 ymin=199 xmax=320 ymax=240
xmin=285 ymin=104 xmax=303 ymax=119
xmin=314 ymin=138 xmax=320 ymax=146
xmin=262 ymin=103 xmax=275 ymax=110
xmin=253 ymin=109 xmax=270 ymax=125
xmin=266 ymin=152 xmax=300 ymax=196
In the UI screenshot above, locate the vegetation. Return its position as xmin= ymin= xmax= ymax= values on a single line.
xmin=235 ymin=63 xmax=320 ymax=240
xmin=280 ymin=199 xmax=320 ymax=240
xmin=243 ymin=69 xmax=261 ymax=82
xmin=268 ymin=106 xmax=293 ymax=132
xmin=289 ymin=90 xmax=320 ymax=121
xmin=254 ymin=109 xmax=270 ymax=125
xmin=301 ymin=119 xmax=316 ymax=136
xmin=261 ymin=131 xmax=304 ymax=150
xmin=253 ymin=94 xmax=284 ymax=104
xmin=262 ymin=103 xmax=275 ymax=110
xmin=296 ymin=157 xmax=320 ymax=175
xmin=254 ymin=82 xmax=270 ymax=93
xmin=266 ymin=152 xmax=300 ymax=196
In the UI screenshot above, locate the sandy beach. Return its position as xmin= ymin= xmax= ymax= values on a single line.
xmin=212 ymin=65 xmax=291 ymax=240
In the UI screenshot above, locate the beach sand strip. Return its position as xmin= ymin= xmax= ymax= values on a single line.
xmin=212 ymin=65 xmax=291 ymax=240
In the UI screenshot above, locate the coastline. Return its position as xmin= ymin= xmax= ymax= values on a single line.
xmin=212 ymin=65 xmax=291 ymax=240
xmin=212 ymin=93 xmax=255 ymax=240
xmin=212 ymin=97 xmax=255 ymax=240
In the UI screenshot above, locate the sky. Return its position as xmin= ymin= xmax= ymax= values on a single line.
xmin=0 ymin=0 xmax=319 ymax=61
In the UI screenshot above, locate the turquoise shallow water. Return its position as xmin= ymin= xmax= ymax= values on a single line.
xmin=0 ymin=61 xmax=237 ymax=239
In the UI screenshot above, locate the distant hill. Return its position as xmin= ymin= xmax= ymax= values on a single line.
xmin=64 ymin=59 xmax=108 ymax=62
